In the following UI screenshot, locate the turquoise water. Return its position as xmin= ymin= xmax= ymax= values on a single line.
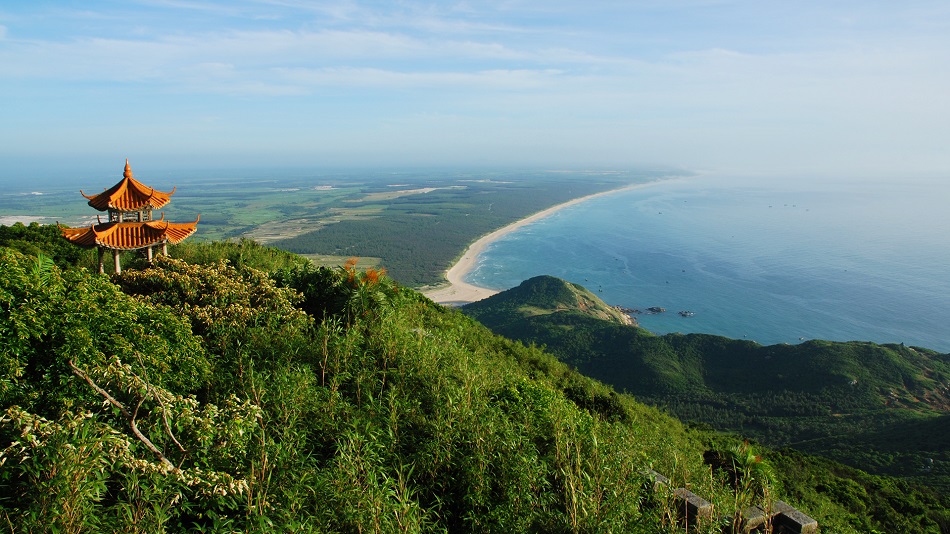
xmin=468 ymin=174 xmax=950 ymax=352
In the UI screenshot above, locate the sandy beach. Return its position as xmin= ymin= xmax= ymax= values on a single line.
xmin=422 ymin=183 xmax=649 ymax=305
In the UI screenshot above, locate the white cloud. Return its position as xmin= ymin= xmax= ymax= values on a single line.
xmin=2 ymin=1 xmax=950 ymax=173
xmin=0 ymin=28 xmax=502 ymax=79
xmin=274 ymin=66 xmax=562 ymax=89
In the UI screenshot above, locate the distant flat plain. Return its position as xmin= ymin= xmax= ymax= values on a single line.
xmin=0 ymin=169 xmax=675 ymax=287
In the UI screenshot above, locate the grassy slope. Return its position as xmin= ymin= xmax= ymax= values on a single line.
xmin=3 ymin=232 xmax=949 ymax=531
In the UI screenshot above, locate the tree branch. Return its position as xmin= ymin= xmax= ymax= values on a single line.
xmin=69 ymin=359 xmax=178 ymax=472
xmin=135 ymin=353 xmax=186 ymax=456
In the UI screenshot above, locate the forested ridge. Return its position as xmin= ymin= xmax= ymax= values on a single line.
xmin=465 ymin=275 xmax=950 ymax=531
xmin=1 ymin=224 xmax=948 ymax=532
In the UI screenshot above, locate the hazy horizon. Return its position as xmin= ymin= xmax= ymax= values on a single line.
xmin=2 ymin=1 xmax=949 ymax=183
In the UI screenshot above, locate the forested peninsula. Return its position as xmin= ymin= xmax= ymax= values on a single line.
xmin=1 ymin=224 xmax=949 ymax=532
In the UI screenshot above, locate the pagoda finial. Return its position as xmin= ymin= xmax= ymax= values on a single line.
xmin=124 ymin=159 xmax=133 ymax=179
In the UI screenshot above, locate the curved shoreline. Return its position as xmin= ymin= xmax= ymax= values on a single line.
xmin=421 ymin=182 xmax=651 ymax=305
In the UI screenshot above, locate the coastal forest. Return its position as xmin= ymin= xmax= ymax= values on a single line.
xmin=271 ymin=171 xmax=648 ymax=287
xmin=2 ymin=223 xmax=949 ymax=532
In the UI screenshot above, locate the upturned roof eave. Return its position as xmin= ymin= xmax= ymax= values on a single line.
xmin=80 ymin=161 xmax=176 ymax=212
xmin=60 ymin=220 xmax=197 ymax=250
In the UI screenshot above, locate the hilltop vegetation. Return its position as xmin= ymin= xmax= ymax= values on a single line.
xmin=2 ymin=229 xmax=949 ymax=532
xmin=0 ymin=231 xmax=729 ymax=532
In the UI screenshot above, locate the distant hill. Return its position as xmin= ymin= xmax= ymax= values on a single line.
xmin=463 ymin=274 xmax=633 ymax=327
xmin=463 ymin=275 xmax=950 ymax=489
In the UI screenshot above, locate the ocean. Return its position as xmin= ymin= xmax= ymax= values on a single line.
xmin=467 ymin=174 xmax=950 ymax=352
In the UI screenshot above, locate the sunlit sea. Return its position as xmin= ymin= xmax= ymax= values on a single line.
xmin=467 ymin=174 xmax=950 ymax=352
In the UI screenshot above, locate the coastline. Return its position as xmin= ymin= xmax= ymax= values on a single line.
xmin=421 ymin=182 xmax=651 ymax=305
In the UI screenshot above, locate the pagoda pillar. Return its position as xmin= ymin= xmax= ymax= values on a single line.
xmin=114 ymin=249 xmax=122 ymax=274
xmin=146 ymin=246 xmax=154 ymax=262
xmin=162 ymin=241 xmax=168 ymax=256
xmin=97 ymin=247 xmax=105 ymax=274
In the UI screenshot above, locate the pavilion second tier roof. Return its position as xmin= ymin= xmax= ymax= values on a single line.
xmin=81 ymin=159 xmax=176 ymax=212
xmin=61 ymin=216 xmax=199 ymax=251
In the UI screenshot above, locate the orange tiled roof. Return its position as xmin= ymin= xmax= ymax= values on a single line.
xmin=81 ymin=159 xmax=176 ymax=212
xmin=61 ymin=216 xmax=199 ymax=251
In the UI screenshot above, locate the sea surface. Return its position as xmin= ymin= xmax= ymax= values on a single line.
xmin=467 ymin=174 xmax=950 ymax=352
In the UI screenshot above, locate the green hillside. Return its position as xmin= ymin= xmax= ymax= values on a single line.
xmin=463 ymin=276 xmax=950 ymax=491
xmin=464 ymin=274 xmax=633 ymax=326
xmin=2 ymin=228 xmax=949 ymax=532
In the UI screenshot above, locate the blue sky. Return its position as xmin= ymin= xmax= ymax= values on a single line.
xmin=2 ymin=1 xmax=949 ymax=177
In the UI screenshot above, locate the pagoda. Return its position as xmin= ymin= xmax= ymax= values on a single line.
xmin=61 ymin=159 xmax=199 ymax=273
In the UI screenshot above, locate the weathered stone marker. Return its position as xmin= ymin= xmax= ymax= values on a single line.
xmin=641 ymin=468 xmax=669 ymax=489
xmin=737 ymin=500 xmax=816 ymax=534
xmin=674 ymin=487 xmax=714 ymax=523
xmin=774 ymin=504 xmax=818 ymax=534
xmin=639 ymin=469 xmax=817 ymax=533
